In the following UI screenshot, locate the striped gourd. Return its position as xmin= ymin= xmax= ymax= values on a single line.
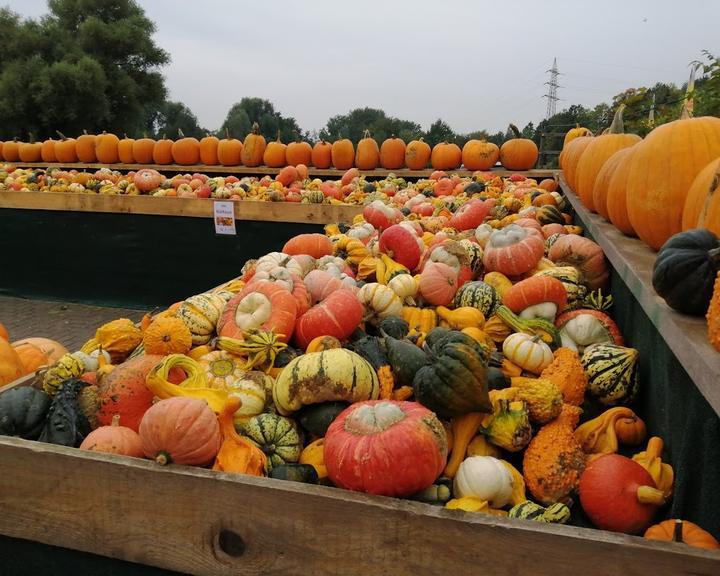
xmin=581 ymin=343 xmax=639 ymax=406
xmin=509 ymin=500 xmax=571 ymax=524
xmin=453 ymin=281 xmax=499 ymax=317
xmin=176 ymin=293 xmax=227 ymax=345
xmin=357 ymin=282 xmax=403 ymax=324
xmin=535 ymin=205 xmax=565 ymax=225
xmin=239 ymin=413 xmax=302 ymax=471
xmin=533 ymin=266 xmax=587 ymax=305
xmin=458 ymin=239 xmax=484 ymax=275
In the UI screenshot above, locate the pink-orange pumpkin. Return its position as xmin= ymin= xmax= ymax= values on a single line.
xmin=139 ymin=397 xmax=222 ymax=466
xmin=294 ymin=290 xmax=363 ymax=350
xmin=502 ymin=276 xmax=568 ymax=314
xmin=548 ymin=234 xmax=609 ymax=291
xmin=483 ymin=224 xmax=545 ymax=276
xmin=324 ymin=400 xmax=448 ymax=497
xmin=134 ymin=169 xmax=163 ymax=192
xmin=282 ymin=234 xmax=333 ymax=259
xmin=303 ymin=270 xmax=347 ymax=304
xmin=419 ymin=262 xmax=458 ymax=306
xmin=448 ymin=199 xmax=496 ymax=231
xmin=79 ymin=415 xmax=143 ymax=457
xmin=379 ymin=224 xmax=422 ymax=270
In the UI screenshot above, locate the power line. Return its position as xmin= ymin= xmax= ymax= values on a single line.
xmin=543 ymin=58 xmax=561 ymax=119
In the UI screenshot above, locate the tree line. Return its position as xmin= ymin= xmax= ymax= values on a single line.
xmin=0 ymin=1 xmax=718 ymax=162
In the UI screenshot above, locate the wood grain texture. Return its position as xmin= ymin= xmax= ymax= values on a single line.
xmin=0 ymin=191 xmax=362 ymax=224
xmin=0 ymin=436 xmax=717 ymax=576
xmin=560 ymin=174 xmax=720 ymax=417
xmin=6 ymin=161 xmax=556 ymax=179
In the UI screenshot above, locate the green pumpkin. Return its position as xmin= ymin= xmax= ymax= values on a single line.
xmin=378 ymin=316 xmax=409 ymax=339
xmin=384 ymin=336 xmax=428 ymax=387
xmin=487 ymin=367 xmax=510 ymax=390
xmin=0 ymin=387 xmax=52 ymax=440
xmin=302 ymin=190 xmax=325 ymax=204
xmin=38 ymin=379 xmax=90 ymax=447
xmin=535 ymin=205 xmax=565 ymax=225
xmin=413 ymin=330 xmax=492 ymax=419
xmin=297 ymin=401 xmax=349 ymax=437
xmin=239 ymin=413 xmax=302 ymax=471
xmin=581 ymin=343 xmax=639 ymax=406
xmin=269 ymin=463 xmax=319 ymax=484
xmin=453 ymin=281 xmax=499 ymax=317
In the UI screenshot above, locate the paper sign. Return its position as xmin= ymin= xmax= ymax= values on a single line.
xmin=213 ymin=201 xmax=236 ymax=235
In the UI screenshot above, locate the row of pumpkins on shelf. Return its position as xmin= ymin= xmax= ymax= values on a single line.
xmin=0 ymin=179 xmax=718 ymax=548
xmin=560 ymin=106 xmax=720 ymax=349
xmin=0 ymin=123 xmax=538 ymax=171
xmin=0 ymin=163 xmax=559 ymax=205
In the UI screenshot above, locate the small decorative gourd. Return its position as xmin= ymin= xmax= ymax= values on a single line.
xmin=454 ymin=456 xmax=514 ymax=508
xmin=502 ymin=333 xmax=553 ymax=374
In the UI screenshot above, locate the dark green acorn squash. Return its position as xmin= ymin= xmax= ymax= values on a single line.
xmin=379 ymin=316 xmax=409 ymax=339
xmin=274 ymin=346 xmax=301 ymax=368
xmin=297 ymin=402 xmax=348 ymax=437
xmin=413 ymin=331 xmax=492 ymax=419
xmin=0 ymin=386 xmax=51 ymax=439
xmin=269 ymin=463 xmax=319 ymax=484
xmin=464 ymin=181 xmax=486 ymax=194
xmin=487 ymin=367 xmax=510 ymax=390
xmin=652 ymin=228 xmax=720 ymax=315
xmin=424 ymin=327 xmax=451 ymax=349
xmin=239 ymin=413 xmax=302 ymax=471
xmin=38 ymin=379 xmax=90 ymax=447
xmin=384 ymin=337 xmax=428 ymax=387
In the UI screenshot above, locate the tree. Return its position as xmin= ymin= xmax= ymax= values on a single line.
xmin=150 ymin=101 xmax=204 ymax=139
xmin=220 ymin=97 xmax=303 ymax=142
xmin=319 ymin=107 xmax=422 ymax=144
xmin=424 ymin=119 xmax=456 ymax=147
xmin=694 ymin=51 xmax=720 ymax=118
xmin=0 ymin=1 xmax=169 ymax=140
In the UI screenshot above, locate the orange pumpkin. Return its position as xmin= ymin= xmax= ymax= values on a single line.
xmin=132 ymin=137 xmax=156 ymax=164
xmin=605 ymin=146 xmax=638 ymax=236
xmin=95 ymin=131 xmax=120 ymax=164
xmin=575 ymin=106 xmax=641 ymax=212
xmin=380 ymin=135 xmax=406 ymax=170
xmin=263 ymin=133 xmax=287 ymax=168
xmin=644 ymin=519 xmax=720 ymax=550
xmin=332 ymin=138 xmax=355 ymax=170
xmin=282 ymin=233 xmax=334 ymax=258
xmin=405 ymin=138 xmax=431 ymax=170
xmin=134 ymin=168 xmax=163 ymax=191
xmin=117 ymin=134 xmax=135 ymax=163
xmin=682 ymin=157 xmax=720 ymax=236
xmin=199 ymin=134 xmax=220 ymax=165
xmin=355 ymin=130 xmax=380 ymax=170
xmin=2 ymin=139 xmax=20 ymax=162
xmin=286 ymin=136 xmax=312 ymax=167
xmin=171 ymin=130 xmax=200 ymax=165
xmin=431 ymin=141 xmax=462 ymax=171
xmin=12 ymin=338 xmax=68 ymax=374
xmin=18 ymin=139 xmax=42 ymax=163
xmin=241 ymin=122 xmax=266 ymax=167
xmin=462 ymin=140 xmax=499 ymax=171
xmin=311 ymin=140 xmax=333 ymax=168
xmin=142 ymin=316 xmax=192 ymax=356
xmin=0 ymin=322 xmax=8 ymax=341
xmin=0 ymin=338 xmax=24 ymax=385
xmin=79 ymin=414 xmax=144 ymax=457
xmin=139 ymin=397 xmax=222 ymax=466
xmin=76 ymin=130 xmax=98 ymax=163
xmin=500 ymin=124 xmax=538 ymax=171
xmin=217 ymin=129 xmax=243 ymax=166
xmin=419 ymin=262 xmax=459 ymax=306
xmin=538 ymin=178 xmax=558 ymax=192
xmin=54 ymin=133 xmax=79 ymax=163
xmin=626 ymin=107 xmax=720 ymax=250
xmin=564 ymin=124 xmax=593 ymax=147
xmin=152 ymin=135 xmax=174 ymax=165
xmin=560 ymin=135 xmax=593 ymax=192
xmin=40 ymin=138 xmax=57 ymax=163
xmin=276 ymin=165 xmax=299 ymax=187
xmin=592 ymin=146 xmax=634 ymax=222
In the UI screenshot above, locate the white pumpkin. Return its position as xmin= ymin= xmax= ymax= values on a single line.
xmin=357 ymin=283 xmax=403 ymax=324
xmin=559 ymin=313 xmax=616 ymax=353
xmin=316 ymin=255 xmax=346 ymax=276
xmin=454 ymin=456 xmax=514 ymax=508
xmin=474 ymin=223 xmax=494 ymax=248
xmin=228 ymin=372 xmax=267 ymax=422
xmin=250 ymin=267 xmax=295 ymax=292
xmin=71 ymin=349 xmax=112 ymax=373
xmin=231 ymin=291 xmax=273 ymax=331
xmin=518 ymin=302 xmax=558 ymax=322
xmin=502 ymin=332 xmax=553 ymax=374
xmin=387 ymin=273 xmax=418 ymax=304
xmin=291 ymin=255 xmax=316 ymax=278
xmin=255 ymin=252 xmax=303 ymax=277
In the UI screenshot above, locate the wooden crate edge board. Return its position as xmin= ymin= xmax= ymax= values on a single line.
xmin=0 ymin=190 xmax=363 ymax=225
xmin=0 ymin=435 xmax=718 ymax=576
xmin=559 ymin=174 xmax=720 ymax=417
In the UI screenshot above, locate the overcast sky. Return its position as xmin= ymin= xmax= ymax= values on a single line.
xmin=7 ymin=0 xmax=720 ymax=134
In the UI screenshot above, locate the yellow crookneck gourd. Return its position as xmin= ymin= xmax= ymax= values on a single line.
xmin=444 ymin=412 xmax=485 ymax=478
xmin=632 ymin=436 xmax=674 ymax=499
xmin=574 ymin=406 xmax=646 ymax=459
xmin=437 ymin=306 xmax=485 ymax=330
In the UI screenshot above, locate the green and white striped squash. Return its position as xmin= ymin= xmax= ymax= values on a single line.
xmin=453 ymin=281 xmax=499 ymax=317
xmin=581 ymin=343 xmax=639 ymax=406
xmin=458 ymin=239 xmax=484 ymax=275
xmin=238 ymin=412 xmax=302 ymax=471
xmin=176 ymin=293 xmax=227 ymax=345
xmin=509 ymin=500 xmax=571 ymax=524
xmin=533 ymin=266 xmax=587 ymax=305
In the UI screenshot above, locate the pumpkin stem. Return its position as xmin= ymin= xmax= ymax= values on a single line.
xmin=28 ymin=132 xmax=34 ymax=144
xmin=225 ymin=127 xmax=231 ymax=140
xmin=110 ymin=414 xmax=121 ymax=427
xmin=251 ymin=122 xmax=260 ymax=135
xmin=276 ymin=130 xmax=281 ymax=142
xmin=608 ymin=104 xmax=626 ymax=134
xmin=56 ymin=130 xmax=67 ymax=140
xmin=673 ymin=519 xmax=685 ymax=543
xmin=123 ymin=133 xmax=128 ymax=139
xmin=155 ymin=452 xmax=171 ymax=466
xmin=508 ymin=124 xmax=522 ymax=139
xmin=637 ymin=485 xmax=666 ymax=506
xmin=363 ymin=129 xmax=371 ymax=139
xmin=178 ymin=128 xmax=185 ymax=139
xmin=83 ymin=129 xmax=88 ymax=135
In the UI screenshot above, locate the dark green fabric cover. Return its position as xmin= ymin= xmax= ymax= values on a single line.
xmin=0 ymin=208 xmax=323 ymax=309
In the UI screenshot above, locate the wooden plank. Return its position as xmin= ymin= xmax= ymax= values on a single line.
xmin=0 ymin=436 xmax=717 ymax=576
xmin=0 ymin=191 xmax=363 ymax=225
xmin=7 ymin=161 xmax=556 ymax=179
xmin=560 ymin=175 xmax=720 ymax=416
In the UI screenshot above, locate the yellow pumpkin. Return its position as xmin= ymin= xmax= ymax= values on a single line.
xmin=199 ymin=351 xmax=246 ymax=389
xmin=95 ymin=318 xmax=143 ymax=362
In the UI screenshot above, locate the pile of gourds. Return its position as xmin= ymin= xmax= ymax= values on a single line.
xmin=0 ymin=171 xmax=718 ymax=549
xmin=560 ymin=106 xmax=720 ymax=349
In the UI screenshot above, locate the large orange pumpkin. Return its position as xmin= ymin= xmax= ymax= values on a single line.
xmin=380 ymin=135 xmax=406 ymax=170
xmin=199 ymin=134 xmax=220 ymax=165
xmin=75 ymin=131 xmax=97 ymax=163
xmin=40 ymin=138 xmax=58 ymax=163
xmin=18 ymin=139 xmax=41 ymax=163
xmin=79 ymin=414 xmax=144 ymax=457
xmin=132 ymin=137 xmax=156 ymax=164
xmin=592 ymin=146 xmax=635 ymax=221
xmin=217 ymin=130 xmax=243 ymax=166
xmin=282 ymin=233 xmax=334 ymax=258
xmin=462 ymin=139 xmax=500 ymax=171
xmin=405 ymin=138 xmax=431 ymax=170
xmin=605 ymin=146 xmax=638 ymax=236
xmin=355 ymin=130 xmax=380 ymax=170
xmin=263 ymin=133 xmax=287 ymax=168
xmin=12 ymin=338 xmax=68 ymax=374
xmin=626 ymin=108 xmax=720 ymax=251
xmin=500 ymin=124 xmax=538 ymax=171
xmin=682 ymin=157 xmax=720 ymax=236
xmin=171 ymin=130 xmax=200 ymax=165
xmin=0 ymin=338 xmax=24 ymax=385
xmin=286 ymin=136 xmax=312 ymax=167
xmin=2 ymin=139 xmax=20 ymax=162
xmin=431 ymin=141 xmax=462 ymax=171
xmin=95 ymin=131 xmax=120 ymax=164
xmin=311 ymin=140 xmax=333 ymax=168
xmin=54 ymin=134 xmax=79 ymax=163
xmin=241 ymin=123 xmax=266 ymax=167
xmin=152 ymin=135 xmax=174 ymax=165
xmin=560 ymin=135 xmax=593 ymax=192
xmin=332 ymin=138 xmax=355 ymax=170
xmin=117 ymin=134 xmax=135 ymax=163
xmin=575 ymin=106 xmax=641 ymax=212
